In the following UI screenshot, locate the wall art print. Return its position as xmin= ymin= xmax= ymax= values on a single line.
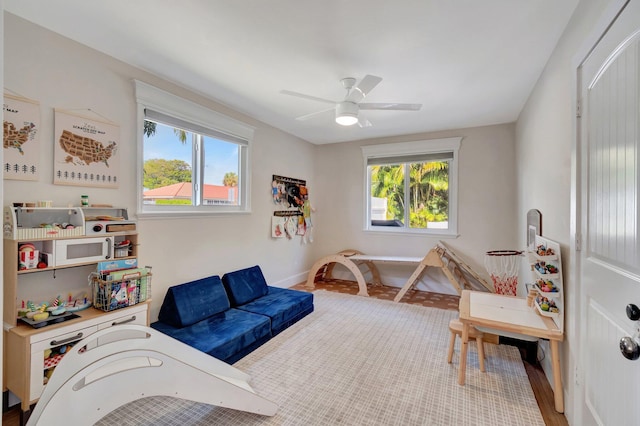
xmin=53 ymin=109 xmax=120 ymax=188
xmin=272 ymin=174 xmax=307 ymax=208
xmin=271 ymin=210 xmax=304 ymax=239
xmin=3 ymin=94 xmax=40 ymax=181
xmin=271 ymin=175 xmax=313 ymax=242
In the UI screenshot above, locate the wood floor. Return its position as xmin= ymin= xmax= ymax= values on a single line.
xmin=2 ymin=280 xmax=568 ymax=426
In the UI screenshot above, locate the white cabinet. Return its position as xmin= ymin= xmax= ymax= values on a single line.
xmin=29 ymin=324 xmax=97 ymax=401
xmin=95 ymin=307 xmax=147 ymax=345
xmin=7 ymin=303 xmax=150 ymax=412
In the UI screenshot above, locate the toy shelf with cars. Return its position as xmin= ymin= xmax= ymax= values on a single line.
xmin=528 ymin=235 xmax=564 ymax=331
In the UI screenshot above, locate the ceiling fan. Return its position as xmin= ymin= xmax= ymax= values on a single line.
xmin=281 ymin=75 xmax=422 ymax=127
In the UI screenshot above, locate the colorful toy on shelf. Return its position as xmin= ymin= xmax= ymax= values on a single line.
xmin=32 ymin=310 xmax=49 ymax=321
xmin=25 ymin=301 xmax=47 ymax=318
xmin=43 ymin=340 xmax=78 ymax=385
xmin=535 ymin=244 xmax=556 ymax=257
xmin=17 ymin=300 xmax=29 ymax=318
xmin=535 ymin=278 xmax=559 ymax=293
xmin=64 ymin=293 xmax=92 ymax=312
xmin=37 ymin=296 xmax=67 ymax=316
xmin=50 ymin=297 xmax=66 ymax=316
xmin=534 ymin=261 xmax=559 ymax=275
xmin=536 ymin=295 xmax=559 ymax=313
xmin=25 ymin=300 xmax=36 ymax=317
xmin=18 ymin=243 xmax=39 ymax=270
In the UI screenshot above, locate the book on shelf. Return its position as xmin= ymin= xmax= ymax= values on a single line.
xmin=97 ymin=258 xmax=138 ymax=277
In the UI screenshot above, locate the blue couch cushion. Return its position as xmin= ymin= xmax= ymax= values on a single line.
xmin=236 ymin=286 xmax=314 ymax=335
xmin=158 ymin=275 xmax=230 ymax=328
xmin=151 ymin=308 xmax=271 ymax=363
xmin=222 ymin=265 xmax=269 ymax=306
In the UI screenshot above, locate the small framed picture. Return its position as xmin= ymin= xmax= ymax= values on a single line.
xmin=527 ymin=209 xmax=542 ymax=250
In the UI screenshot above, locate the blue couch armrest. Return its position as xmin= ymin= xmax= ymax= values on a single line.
xmin=222 ymin=265 xmax=269 ymax=306
xmin=158 ymin=275 xmax=230 ymax=328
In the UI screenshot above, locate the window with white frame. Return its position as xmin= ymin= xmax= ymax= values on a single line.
xmin=362 ymin=137 xmax=460 ymax=235
xmin=135 ymin=81 xmax=254 ymax=217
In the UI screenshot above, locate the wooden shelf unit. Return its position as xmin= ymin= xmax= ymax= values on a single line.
xmin=3 ymin=229 xmax=148 ymax=420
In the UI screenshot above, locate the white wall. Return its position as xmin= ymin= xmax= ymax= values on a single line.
xmin=1 ymin=0 xmax=5 ymax=407
xmin=3 ymin=13 xmax=317 ymax=322
xmin=515 ymin=0 xmax=622 ymax=423
xmin=313 ymin=123 xmax=519 ymax=293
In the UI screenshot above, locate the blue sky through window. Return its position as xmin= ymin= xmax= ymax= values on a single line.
xmin=144 ymin=123 xmax=238 ymax=186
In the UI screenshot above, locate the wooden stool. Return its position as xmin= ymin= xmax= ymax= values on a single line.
xmin=447 ymin=318 xmax=486 ymax=372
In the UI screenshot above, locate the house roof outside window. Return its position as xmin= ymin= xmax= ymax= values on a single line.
xmin=144 ymin=183 xmax=238 ymax=205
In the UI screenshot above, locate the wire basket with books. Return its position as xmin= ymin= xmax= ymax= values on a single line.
xmin=91 ymin=262 xmax=152 ymax=312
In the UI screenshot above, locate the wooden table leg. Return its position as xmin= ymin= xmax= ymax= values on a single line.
xmin=550 ymin=339 xmax=564 ymax=413
xmin=458 ymin=321 xmax=469 ymax=385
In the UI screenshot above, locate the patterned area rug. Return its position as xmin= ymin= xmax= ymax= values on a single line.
xmin=96 ymin=291 xmax=543 ymax=426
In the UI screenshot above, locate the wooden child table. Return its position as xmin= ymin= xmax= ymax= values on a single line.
xmin=457 ymin=290 xmax=565 ymax=413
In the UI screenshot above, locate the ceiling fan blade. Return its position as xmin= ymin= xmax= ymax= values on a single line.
xmin=359 ymin=102 xmax=422 ymax=111
xmin=295 ymin=107 xmax=335 ymax=121
xmin=280 ymin=90 xmax=336 ymax=105
xmin=346 ymin=75 xmax=382 ymax=103
xmin=358 ymin=117 xmax=373 ymax=128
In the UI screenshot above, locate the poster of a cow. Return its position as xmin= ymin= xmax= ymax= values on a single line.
xmin=53 ymin=109 xmax=120 ymax=188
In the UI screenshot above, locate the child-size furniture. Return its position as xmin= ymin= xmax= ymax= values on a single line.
xmin=151 ymin=265 xmax=313 ymax=364
xmin=447 ymin=318 xmax=486 ymax=372
xmin=306 ymin=242 xmax=493 ymax=300
xmin=457 ymin=289 xmax=564 ymax=412
xmin=27 ymin=325 xmax=278 ymax=425
xmin=2 ymin=206 xmax=144 ymax=422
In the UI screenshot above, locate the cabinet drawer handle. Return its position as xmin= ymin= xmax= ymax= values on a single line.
xmin=112 ymin=315 xmax=136 ymax=326
xmin=51 ymin=332 xmax=83 ymax=346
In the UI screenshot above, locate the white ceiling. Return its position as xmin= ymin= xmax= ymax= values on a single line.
xmin=4 ymin=0 xmax=578 ymax=145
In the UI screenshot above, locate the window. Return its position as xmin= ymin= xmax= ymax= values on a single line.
xmin=362 ymin=138 xmax=460 ymax=235
xmin=135 ymin=81 xmax=254 ymax=217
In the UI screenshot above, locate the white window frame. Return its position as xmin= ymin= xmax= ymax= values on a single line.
xmin=134 ymin=80 xmax=254 ymax=218
xmin=362 ymin=137 xmax=461 ymax=236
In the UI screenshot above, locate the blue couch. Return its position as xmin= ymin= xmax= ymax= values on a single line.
xmin=151 ymin=265 xmax=314 ymax=364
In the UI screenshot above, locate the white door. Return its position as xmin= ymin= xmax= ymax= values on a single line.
xmin=579 ymin=1 xmax=640 ymax=425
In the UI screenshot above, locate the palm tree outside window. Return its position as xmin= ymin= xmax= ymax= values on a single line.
xmin=363 ymin=138 xmax=460 ymax=235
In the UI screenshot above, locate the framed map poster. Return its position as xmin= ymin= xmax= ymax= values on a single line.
xmin=3 ymin=94 xmax=40 ymax=181
xmin=53 ymin=109 xmax=120 ymax=188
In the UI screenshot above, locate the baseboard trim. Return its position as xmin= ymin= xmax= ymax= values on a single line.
xmin=271 ymin=270 xmax=308 ymax=288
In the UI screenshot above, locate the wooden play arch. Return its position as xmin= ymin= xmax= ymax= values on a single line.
xmin=306 ymin=242 xmax=494 ymax=301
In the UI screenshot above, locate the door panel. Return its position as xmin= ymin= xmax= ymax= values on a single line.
xmin=580 ymin=1 xmax=640 ymax=425
xmin=585 ymin=300 xmax=639 ymax=425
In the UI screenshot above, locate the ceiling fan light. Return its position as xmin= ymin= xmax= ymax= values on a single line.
xmin=336 ymin=102 xmax=359 ymax=126
xmin=336 ymin=113 xmax=358 ymax=126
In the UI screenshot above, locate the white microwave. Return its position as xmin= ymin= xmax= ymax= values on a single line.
xmin=54 ymin=236 xmax=114 ymax=267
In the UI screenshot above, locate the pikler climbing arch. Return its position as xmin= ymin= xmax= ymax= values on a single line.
xmin=306 ymin=242 xmax=494 ymax=301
